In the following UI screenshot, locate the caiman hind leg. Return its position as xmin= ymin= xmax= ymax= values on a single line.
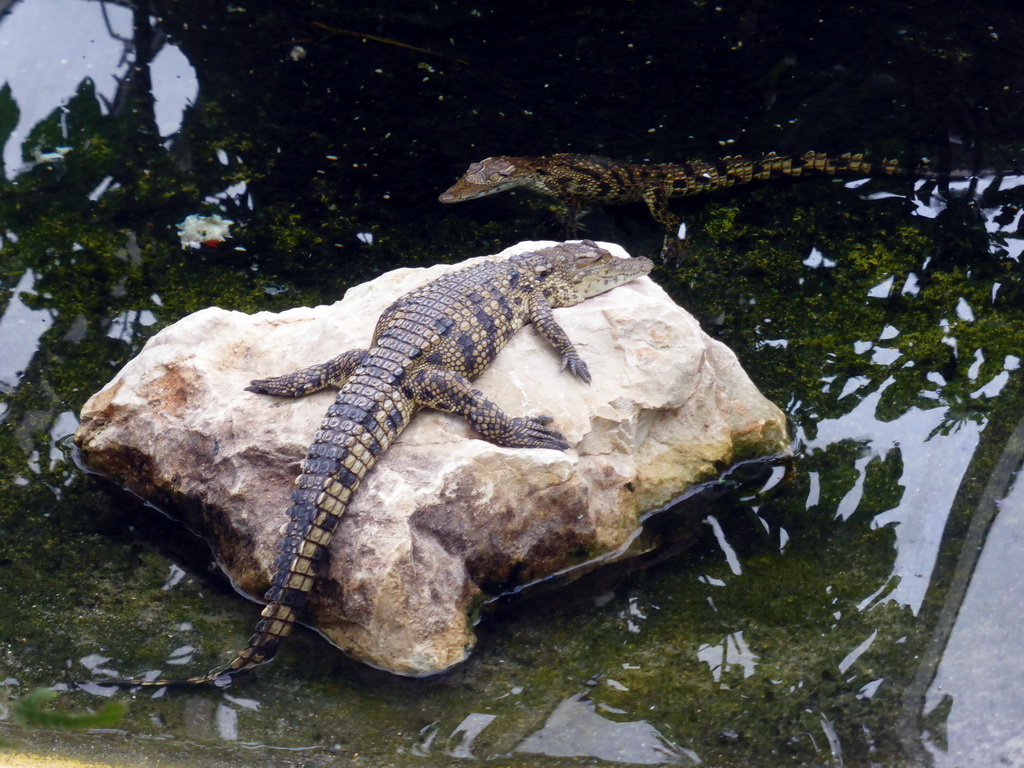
xmin=406 ymin=367 xmax=570 ymax=451
xmin=246 ymin=349 xmax=369 ymax=397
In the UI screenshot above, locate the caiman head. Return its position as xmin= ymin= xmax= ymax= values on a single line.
xmin=439 ymin=157 xmax=528 ymax=203
xmin=512 ymin=240 xmax=654 ymax=308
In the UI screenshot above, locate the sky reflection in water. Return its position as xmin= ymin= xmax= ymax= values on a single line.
xmin=0 ymin=0 xmax=197 ymax=179
xmin=925 ymin=460 xmax=1024 ymax=767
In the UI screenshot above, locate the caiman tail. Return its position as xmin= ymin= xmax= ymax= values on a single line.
xmin=214 ymin=375 xmax=412 ymax=681
xmin=657 ymin=150 xmax=939 ymax=199
xmin=101 ymin=358 xmax=415 ymax=688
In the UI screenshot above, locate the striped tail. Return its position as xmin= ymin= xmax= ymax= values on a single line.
xmin=90 ymin=375 xmax=412 ymax=689
xmin=665 ymin=150 xmax=940 ymax=198
xmin=208 ymin=380 xmax=411 ymax=682
xmin=757 ymin=151 xmax=935 ymax=180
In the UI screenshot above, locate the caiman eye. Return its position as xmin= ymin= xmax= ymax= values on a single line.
xmin=488 ymin=172 xmax=503 ymax=182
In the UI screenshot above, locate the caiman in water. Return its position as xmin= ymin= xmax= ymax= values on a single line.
xmin=105 ymin=240 xmax=653 ymax=688
xmin=438 ymin=151 xmax=946 ymax=254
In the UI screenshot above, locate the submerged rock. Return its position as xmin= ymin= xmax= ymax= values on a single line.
xmin=74 ymin=241 xmax=789 ymax=675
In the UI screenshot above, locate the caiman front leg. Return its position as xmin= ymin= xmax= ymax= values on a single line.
xmin=541 ymin=180 xmax=584 ymax=237
xmin=406 ymin=367 xmax=570 ymax=451
xmin=529 ymin=295 xmax=591 ymax=384
xmin=556 ymin=195 xmax=584 ymax=237
xmin=246 ymin=349 xmax=369 ymax=397
xmin=642 ymin=185 xmax=687 ymax=260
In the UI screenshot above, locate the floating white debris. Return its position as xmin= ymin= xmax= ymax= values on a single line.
xmin=177 ymin=213 xmax=234 ymax=249
xmin=357 ymin=231 xmax=374 ymax=245
xmin=32 ymin=146 xmax=72 ymax=163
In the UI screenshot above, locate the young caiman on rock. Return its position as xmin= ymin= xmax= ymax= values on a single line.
xmin=438 ymin=152 xmax=938 ymax=255
xmin=109 ymin=240 xmax=652 ymax=688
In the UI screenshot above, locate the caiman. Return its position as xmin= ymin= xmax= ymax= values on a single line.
xmin=105 ymin=240 xmax=653 ymax=688
xmin=438 ymin=151 xmax=940 ymax=254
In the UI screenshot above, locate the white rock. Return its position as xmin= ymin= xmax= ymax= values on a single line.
xmin=75 ymin=241 xmax=788 ymax=675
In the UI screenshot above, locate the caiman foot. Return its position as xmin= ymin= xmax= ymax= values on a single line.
xmin=502 ymin=414 xmax=570 ymax=451
xmin=407 ymin=367 xmax=572 ymax=451
xmin=560 ymin=352 xmax=591 ymax=384
xmin=661 ymin=233 xmax=691 ymax=262
xmin=246 ymin=349 xmax=369 ymax=397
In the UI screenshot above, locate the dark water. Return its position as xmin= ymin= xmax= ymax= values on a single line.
xmin=1 ymin=1 xmax=1023 ymax=766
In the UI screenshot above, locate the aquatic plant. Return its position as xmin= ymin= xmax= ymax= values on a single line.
xmin=11 ymin=688 xmax=126 ymax=731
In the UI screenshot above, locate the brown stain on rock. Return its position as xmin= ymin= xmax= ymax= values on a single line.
xmin=146 ymin=364 xmax=198 ymax=418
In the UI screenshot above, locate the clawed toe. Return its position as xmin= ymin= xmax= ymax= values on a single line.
xmin=522 ymin=416 xmax=569 ymax=451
